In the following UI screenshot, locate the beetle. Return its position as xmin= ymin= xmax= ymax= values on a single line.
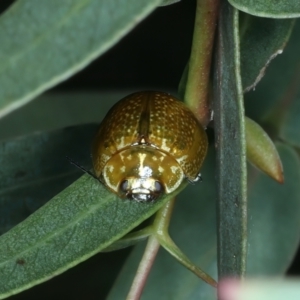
xmin=92 ymin=91 xmax=208 ymax=202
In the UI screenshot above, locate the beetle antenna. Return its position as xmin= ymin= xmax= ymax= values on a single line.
xmin=66 ymin=156 xmax=98 ymax=180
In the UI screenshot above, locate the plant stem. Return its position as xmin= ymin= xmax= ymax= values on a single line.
xmin=125 ymin=199 xmax=176 ymax=300
xmin=153 ymin=198 xmax=217 ymax=288
xmin=126 ymin=235 xmax=160 ymax=300
xmin=101 ymin=227 xmax=152 ymax=252
xmin=184 ymin=0 xmax=219 ymax=127
xmin=159 ymin=235 xmax=218 ymax=288
xmin=152 ymin=197 xmax=175 ymax=236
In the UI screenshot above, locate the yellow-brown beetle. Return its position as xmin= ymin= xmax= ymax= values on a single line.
xmin=92 ymin=91 xmax=208 ymax=202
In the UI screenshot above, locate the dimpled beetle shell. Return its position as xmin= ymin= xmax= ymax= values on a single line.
xmin=92 ymin=91 xmax=208 ymax=202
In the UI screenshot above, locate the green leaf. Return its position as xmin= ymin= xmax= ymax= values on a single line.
xmin=0 ymin=0 xmax=161 ymax=119
xmin=178 ymin=62 xmax=189 ymax=100
xmin=159 ymin=0 xmax=181 ymax=6
xmin=229 ymin=0 xmax=300 ymax=18
xmin=244 ymin=20 xmax=300 ymax=121
xmin=0 ymin=121 xmax=189 ymax=298
xmin=279 ymin=90 xmax=300 ymax=148
xmin=0 ymin=91 xmax=131 ymax=140
xmin=240 ymin=14 xmax=294 ymax=92
xmin=213 ymin=3 xmax=247 ymax=278
xmin=0 ymin=124 xmax=97 ymax=235
xmin=107 ymin=144 xmax=300 ymax=299
xmin=0 ymin=173 xmax=177 ymax=298
xmin=247 ymin=143 xmax=300 ymax=275
xmin=245 ymin=117 xmax=284 ymax=183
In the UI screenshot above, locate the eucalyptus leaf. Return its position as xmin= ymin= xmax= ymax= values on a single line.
xmin=240 ymin=14 xmax=294 ymax=92
xmin=247 ymin=143 xmax=300 ymax=275
xmin=0 ymin=122 xmax=188 ymax=298
xmin=229 ymin=0 xmax=300 ymax=18
xmin=0 ymin=0 xmax=162 ymax=119
xmin=245 ymin=117 xmax=284 ymax=183
xmin=107 ymin=143 xmax=300 ymax=299
xmin=279 ymin=90 xmax=300 ymax=148
xmin=0 ymin=172 xmax=178 ymax=298
xmin=178 ymin=61 xmax=189 ymax=100
xmin=0 ymin=91 xmax=132 ymax=140
xmin=0 ymin=124 xmax=97 ymax=235
xmin=244 ymin=21 xmax=300 ymax=123
xmin=181 ymin=15 xmax=294 ymax=97
xmin=159 ymin=0 xmax=181 ymax=6
xmin=213 ymin=3 xmax=247 ymax=278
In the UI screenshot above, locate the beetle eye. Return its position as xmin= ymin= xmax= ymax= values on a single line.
xmin=120 ymin=180 xmax=128 ymax=193
xmin=154 ymin=181 xmax=163 ymax=193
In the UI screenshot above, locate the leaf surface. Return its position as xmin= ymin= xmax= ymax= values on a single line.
xmin=229 ymin=0 xmax=300 ymax=18
xmin=0 ymin=124 xmax=97 ymax=235
xmin=160 ymin=0 xmax=181 ymax=6
xmin=0 ymin=173 xmax=175 ymax=298
xmin=213 ymin=3 xmax=247 ymax=278
xmin=0 ymin=123 xmax=179 ymax=298
xmin=244 ymin=21 xmax=300 ymax=121
xmin=240 ymin=15 xmax=294 ymax=92
xmin=0 ymin=0 xmax=161 ymax=119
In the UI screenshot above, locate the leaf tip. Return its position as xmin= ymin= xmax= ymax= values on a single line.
xmin=274 ymin=166 xmax=284 ymax=184
xmin=245 ymin=117 xmax=285 ymax=184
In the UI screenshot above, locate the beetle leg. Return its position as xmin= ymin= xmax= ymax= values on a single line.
xmin=186 ymin=173 xmax=203 ymax=185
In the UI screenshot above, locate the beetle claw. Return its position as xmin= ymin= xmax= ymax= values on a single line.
xmin=187 ymin=173 xmax=203 ymax=185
